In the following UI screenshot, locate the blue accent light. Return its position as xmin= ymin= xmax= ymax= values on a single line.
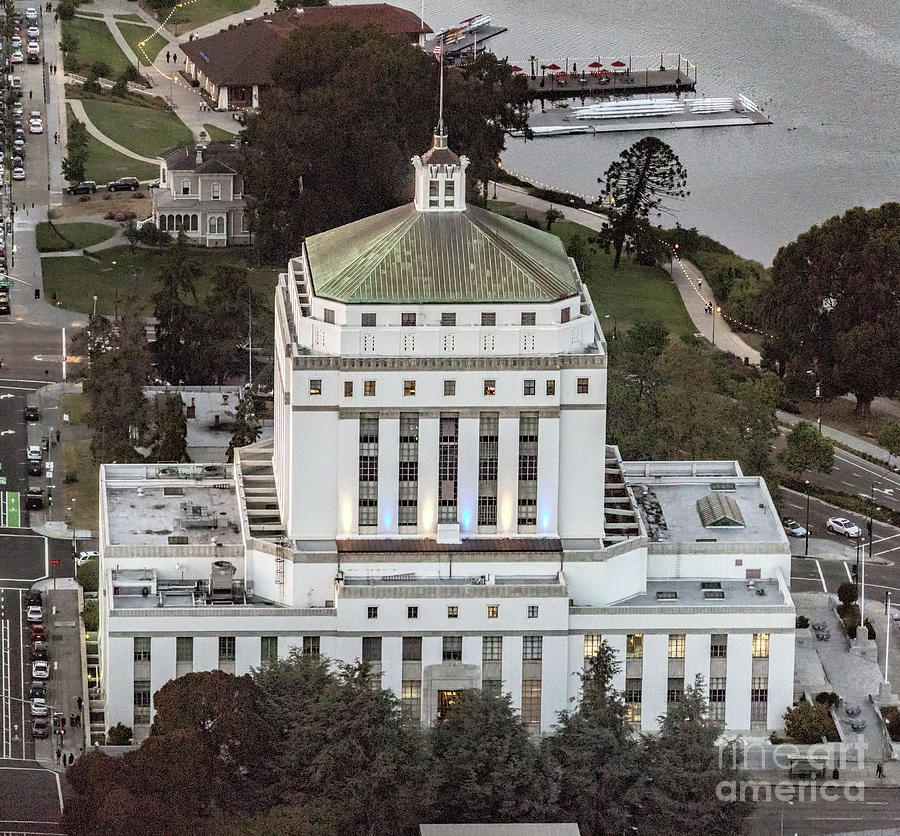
xmin=462 ymin=510 xmax=472 ymax=529
xmin=384 ymin=513 xmax=392 ymax=528
xmin=541 ymin=512 xmax=550 ymax=529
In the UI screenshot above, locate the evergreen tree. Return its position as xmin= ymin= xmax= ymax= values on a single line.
xmin=778 ymin=421 xmax=834 ymax=474
xmin=148 ymin=393 xmax=189 ymax=462
xmin=226 ymin=389 xmax=262 ymax=462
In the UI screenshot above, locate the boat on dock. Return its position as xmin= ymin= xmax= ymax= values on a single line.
xmin=512 ymin=95 xmax=771 ymax=136
xmin=426 ymin=14 xmax=507 ymax=59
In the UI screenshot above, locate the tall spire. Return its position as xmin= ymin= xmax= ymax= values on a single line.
xmin=437 ymin=39 xmax=444 ymax=137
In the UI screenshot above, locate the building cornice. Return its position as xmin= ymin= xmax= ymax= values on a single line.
xmin=291 ymin=353 xmax=607 ymax=371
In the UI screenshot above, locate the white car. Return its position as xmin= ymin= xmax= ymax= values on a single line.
xmin=32 ymin=660 xmax=49 ymax=679
xmin=27 ymin=444 xmax=41 ymax=461
xmin=27 ymin=41 xmax=39 ymax=56
xmin=26 ymin=605 xmax=43 ymax=622
xmin=30 ymin=697 xmax=49 ymax=717
xmin=10 ymin=51 xmax=23 ymax=64
xmin=28 ymin=120 xmax=42 ymax=134
xmin=781 ymin=517 xmax=807 ymax=537
xmin=12 ymin=167 xmax=24 ymax=180
xmin=27 ymin=25 xmax=39 ymax=38
xmin=76 ymin=550 xmax=99 ymax=566
xmin=25 ymin=7 xmax=37 ymax=21
xmin=827 ymin=517 xmax=861 ymax=538
xmin=10 ymin=36 xmax=21 ymax=48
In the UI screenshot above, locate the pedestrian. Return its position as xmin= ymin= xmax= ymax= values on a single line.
xmin=68 ymin=753 xmax=74 ymax=766
xmin=166 ymin=50 xmax=170 ymax=63
xmin=60 ymin=715 xmax=65 ymax=728
xmin=77 ymin=696 xmax=83 ymax=710
xmin=56 ymin=429 xmax=61 ymax=444
xmin=697 ymin=277 xmax=702 ymax=289
xmin=0 ymin=358 xmax=3 ymax=369
xmin=172 ymin=52 xmax=177 ymax=62
xmin=28 ymin=89 xmax=32 ymax=99
xmin=876 ymin=762 xmax=884 ymax=779
xmin=55 ymin=748 xmax=61 ymax=764
xmin=69 ymin=713 xmax=75 ymax=728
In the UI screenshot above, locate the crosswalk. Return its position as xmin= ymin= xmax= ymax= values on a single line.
xmin=0 ymin=493 xmax=21 ymax=528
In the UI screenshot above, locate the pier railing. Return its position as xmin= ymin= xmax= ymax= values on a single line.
xmin=519 ymin=53 xmax=695 ymax=79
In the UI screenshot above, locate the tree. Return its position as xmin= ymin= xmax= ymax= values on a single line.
xmin=226 ymin=389 xmax=261 ymax=462
xmin=783 ymin=700 xmax=832 ymax=744
xmin=761 ymin=203 xmax=900 ymax=416
xmin=837 ymin=582 xmax=858 ymax=608
xmin=275 ymin=0 xmax=326 ymax=8
xmin=123 ymin=218 xmax=140 ymax=253
xmin=147 ymin=393 xmax=189 ymax=462
xmin=778 ymin=421 xmax=834 ymax=474
xmin=105 ymin=722 xmax=133 ymax=745
xmin=62 ymin=118 xmax=89 ymax=183
xmin=879 ymin=421 xmax=900 ymax=469
xmin=427 ymin=689 xmax=547 ymax=824
xmin=598 ymin=137 xmax=688 ymax=267
xmin=544 ymin=207 xmax=563 ymax=230
xmin=246 ymin=25 xmax=529 ymax=260
xmin=204 ymin=264 xmax=261 ymax=383
xmin=544 ymin=641 xmax=639 ymax=835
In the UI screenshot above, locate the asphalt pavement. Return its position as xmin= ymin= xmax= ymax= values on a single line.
xmin=751 ymin=787 xmax=900 ymax=835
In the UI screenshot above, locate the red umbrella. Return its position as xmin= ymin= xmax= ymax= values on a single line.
xmin=545 ymin=63 xmax=561 ymax=71
xmin=510 ymin=65 xmax=523 ymax=72
xmin=588 ymin=61 xmax=603 ymax=68
xmin=598 ymin=68 xmax=611 ymax=75
xmin=611 ymin=60 xmax=626 ymax=69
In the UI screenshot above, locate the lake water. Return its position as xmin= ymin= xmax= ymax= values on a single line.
xmin=373 ymin=0 xmax=900 ymax=264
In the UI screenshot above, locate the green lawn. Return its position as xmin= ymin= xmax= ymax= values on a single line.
xmin=67 ymin=104 xmax=159 ymax=182
xmin=36 ymin=222 xmax=116 ymax=252
xmin=202 ymin=123 xmax=235 ymax=142
xmin=116 ymin=21 xmax=167 ymax=66
xmin=114 ymin=13 xmax=146 ymax=22
xmin=155 ymin=0 xmax=258 ymax=33
xmin=62 ymin=437 xmax=99 ymax=531
xmin=552 ymin=220 xmax=696 ymax=338
xmin=80 ymin=99 xmax=192 ymax=159
xmin=61 ymin=18 xmax=133 ymax=78
xmin=42 ymin=245 xmax=278 ymax=320
xmin=73 ymin=10 xmax=105 ymax=18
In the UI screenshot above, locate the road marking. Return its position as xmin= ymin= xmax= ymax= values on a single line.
xmin=843 ymin=562 xmax=853 ymax=582
xmin=61 ymin=327 xmax=66 ymax=382
xmin=815 ymin=560 xmax=828 ymax=592
xmin=17 ymin=590 xmax=23 ymax=761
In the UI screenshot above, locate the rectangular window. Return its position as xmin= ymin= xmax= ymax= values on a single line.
xmin=403 ymin=636 xmax=422 ymax=661
xmin=750 ymin=676 xmax=768 ymax=722
xmin=483 ymin=379 xmax=496 ymax=396
xmin=487 ymin=605 xmax=499 ymax=619
xmin=527 ymin=605 xmax=539 ymax=619
xmin=709 ymin=676 xmax=726 ymax=721
xmin=667 ymin=676 xmax=684 ymax=705
xmin=438 ymin=414 xmax=459 ymax=523
xmin=361 ymin=313 xmax=376 ymax=327
xmin=521 ymin=679 xmax=542 ymax=725
xmin=478 ymin=412 xmax=498 ymax=528
xmin=407 ymin=606 xmax=419 ymax=619
xmin=359 ymin=415 xmax=379 ymax=527
xmin=344 ymin=381 xmax=353 ymax=397
xmin=443 ymin=180 xmax=455 ymax=206
xmin=302 ymin=636 xmax=320 ymax=656
xmin=626 ymin=634 xmax=643 ymax=659
xmin=711 ymin=634 xmax=728 ymax=658
xmin=401 ymin=680 xmax=421 ymax=724
xmin=181 ymin=178 xmax=190 ymax=195
xmin=133 ymin=637 xmax=151 ymax=661
xmin=323 ymin=308 xmax=335 ymax=324
xmin=523 ymin=379 xmax=535 ymax=396
xmin=481 ymin=312 xmax=496 ymax=326
xmin=403 ymin=380 xmax=416 ymax=397
xmin=429 ymin=179 xmax=440 ymax=206
xmin=442 ymin=635 xmax=462 ymax=661
xmin=560 ymin=307 xmax=570 ymax=323
xmin=443 ymin=380 xmax=456 ymax=396
xmin=362 ymin=636 xmax=382 ymax=662
xmin=624 ymin=677 xmax=642 ymax=724
xmin=211 ymin=182 xmax=221 ymax=200
xmin=399 ymin=413 xmax=419 ymax=527
xmin=656 ymin=591 xmax=677 ymax=600
xmin=752 ymin=633 xmax=770 ymax=658
xmin=447 ymin=606 xmax=458 ymax=619
xmin=577 ymin=377 xmax=589 ymax=394
xmin=546 ymin=380 xmax=556 ymax=396
xmin=175 ymin=637 xmax=193 ymax=664
xmin=441 ymin=312 xmax=456 ymax=326
xmin=134 ymin=680 xmax=151 ymax=724
xmin=521 ymin=312 xmax=536 ymax=326
xmin=367 ymin=606 xmax=378 ymax=619
xmin=668 ymin=634 xmax=686 ymax=659
xmin=518 ymin=412 xmax=539 ymax=528
xmin=401 ymin=312 xmax=416 ymax=327
xmin=218 ymin=636 xmax=236 ymax=663
xmin=260 ymin=636 xmax=278 ymax=664
xmin=522 ymin=635 xmax=543 ymax=661
xmin=483 ymin=636 xmax=502 ymax=661
xmin=584 ymin=633 xmax=602 ymax=661
xmin=363 ymin=380 xmax=376 ymax=397
xmin=482 ymin=679 xmax=502 ymax=698
xmin=309 ymin=379 xmax=322 ymax=395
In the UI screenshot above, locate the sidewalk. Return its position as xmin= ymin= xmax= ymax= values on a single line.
xmin=66 ymin=98 xmax=159 ymax=164
xmin=777 ymin=410 xmax=894 ymax=466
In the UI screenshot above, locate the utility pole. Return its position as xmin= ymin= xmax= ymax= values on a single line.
xmin=885 ymin=591 xmax=892 ymax=684
xmin=804 ymin=480 xmax=810 ymax=556
xmin=247 ymin=289 xmax=253 ymax=388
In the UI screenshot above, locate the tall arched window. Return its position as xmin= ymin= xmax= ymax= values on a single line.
xmin=215 ymin=217 xmax=225 ymax=234
xmin=208 ymin=216 xmax=217 ymax=234
xmin=158 ymin=215 xmax=167 ymax=231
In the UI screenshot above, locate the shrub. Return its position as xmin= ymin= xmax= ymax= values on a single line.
xmin=63 ymin=470 xmax=79 ymax=483
xmin=796 ymin=615 xmax=809 ymax=628
xmin=814 ymin=691 xmax=838 ymax=708
xmin=91 ymin=61 xmax=112 ymax=79
xmin=106 ymin=723 xmax=133 ymax=745
xmin=77 ymin=560 xmax=99 ymax=593
xmin=82 ymin=598 xmax=99 ymax=631
xmin=83 ymin=73 xmax=102 ymax=95
xmin=57 ymin=0 xmax=75 ymax=20
xmin=784 ymin=701 xmax=834 ymax=744
xmin=882 ymin=706 xmax=900 ymax=742
xmin=838 ymin=582 xmax=858 ymax=607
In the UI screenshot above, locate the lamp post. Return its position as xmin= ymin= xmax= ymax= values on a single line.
xmin=862 ymin=480 xmax=880 ymax=629
xmin=91 ymin=295 xmax=97 ymax=318
xmin=711 ymin=305 xmax=721 ymax=347
xmin=111 ymin=260 xmax=118 ymax=321
xmin=885 ymin=591 xmax=892 ymax=684
xmin=604 ymin=313 xmax=618 ymax=340
xmin=804 ymin=480 xmax=810 ymax=556
xmin=816 ymin=381 xmax=823 ymax=434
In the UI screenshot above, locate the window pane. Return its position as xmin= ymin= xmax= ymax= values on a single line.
xmin=362 ymin=636 xmax=382 ymax=662
xmin=442 ymin=636 xmax=462 ymax=660
xmin=483 ymin=636 xmax=502 ymax=661
xmin=302 ymin=636 xmax=320 ymax=656
xmin=626 ymin=634 xmax=643 ymax=658
xmin=260 ymin=636 xmax=278 ymax=664
xmin=521 ymin=679 xmax=541 ymax=724
xmin=584 ymin=633 xmax=602 ymax=660
xmin=752 ymin=633 xmax=770 ymax=658
xmin=668 ymin=634 xmax=685 ymax=659
xmin=522 ymin=635 xmax=543 ymax=661
xmin=403 ymin=636 xmax=422 ymax=661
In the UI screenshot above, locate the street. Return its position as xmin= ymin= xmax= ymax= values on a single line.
xmin=751 ymin=787 xmax=900 ymax=835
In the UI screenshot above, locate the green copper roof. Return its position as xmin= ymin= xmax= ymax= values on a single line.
xmin=304 ymin=203 xmax=580 ymax=304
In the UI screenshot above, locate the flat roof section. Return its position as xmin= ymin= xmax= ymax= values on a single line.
xmin=105 ymin=483 xmax=242 ymax=546
xmin=613 ymin=578 xmax=786 ymax=608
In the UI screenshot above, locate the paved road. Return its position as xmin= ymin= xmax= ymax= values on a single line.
xmin=751 ymin=786 xmax=900 ymax=835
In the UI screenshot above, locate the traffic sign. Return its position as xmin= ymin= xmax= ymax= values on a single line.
xmin=49 ymin=559 xmax=60 ymax=565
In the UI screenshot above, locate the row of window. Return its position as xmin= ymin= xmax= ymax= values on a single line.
xmin=176 ymin=178 xmax=224 ymax=198
xmin=399 ymin=678 xmax=542 ymax=725
xmin=157 ymin=213 xmax=227 ymax=234
xmin=619 ymin=632 xmax=770 ymax=660
xmin=312 ymin=378 xmax=585 ymax=397
xmin=361 ymin=634 xmax=544 ymax=663
xmin=388 ymin=604 xmax=541 ymax=620
xmin=623 ymin=676 xmax=769 ymax=725
xmin=349 ymin=311 xmax=564 ymax=328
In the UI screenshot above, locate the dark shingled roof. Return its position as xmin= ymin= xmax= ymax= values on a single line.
xmin=180 ymin=3 xmax=431 ymax=88
xmin=160 ymin=142 xmax=256 ymax=172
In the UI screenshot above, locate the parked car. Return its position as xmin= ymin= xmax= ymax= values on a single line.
xmin=781 ymin=517 xmax=807 ymax=537
xmin=30 ymin=641 xmax=48 ymax=661
xmin=27 ymin=460 xmax=42 ymax=477
xmin=31 ymin=659 xmax=49 ymax=679
xmin=26 ymin=24 xmax=38 ymax=38
xmin=29 ymin=119 xmax=42 ymax=134
xmin=27 ymin=590 xmax=43 ymax=607
xmin=827 ymin=517 xmax=861 ymax=538
xmin=10 ymin=50 xmax=23 ymax=64
xmin=28 ymin=681 xmax=46 ymax=699
xmin=0 ymin=299 xmax=10 ymax=315
xmin=26 ymin=40 xmax=38 ymax=55
xmin=66 ymin=180 xmax=97 ymax=195
xmin=76 ymin=550 xmax=99 ymax=566
xmin=25 ymin=487 xmax=43 ymax=509
xmin=26 ymin=605 xmax=43 ymax=623
xmin=12 ymin=138 xmax=25 ymax=153
xmin=12 ymin=167 xmax=25 ymax=180
xmin=27 ymin=445 xmax=41 ymax=461
xmin=10 ymin=36 xmax=21 ymax=48
xmin=9 ymin=78 xmax=22 ymax=96
xmin=107 ymin=176 xmax=140 ymax=192
xmin=25 ymin=8 xmax=38 ymax=21
xmin=30 ymin=697 xmax=49 ymax=717
xmin=31 ymin=717 xmax=49 ymax=738
xmin=26 ymin=50 xmax=39 ymax=64
xmin=29 ymin=624 xmax=47 ymax=642
xmin=24 ymin=406 xmax=39 ymax=421
xmin=11 ymin=101 xmax=23 ymax=115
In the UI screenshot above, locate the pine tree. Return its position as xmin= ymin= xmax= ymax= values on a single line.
xmin=148 ymin=393 xmax=189 ymax=462
xmin=226 ymin=390 xmax=261 ymax=462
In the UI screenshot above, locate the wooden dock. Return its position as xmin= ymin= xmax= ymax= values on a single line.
xmin=524 ymin=68 xmax=694 ymax=100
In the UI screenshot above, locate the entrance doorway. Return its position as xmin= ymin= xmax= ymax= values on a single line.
xmin=437 ymin=689 xmax=460 ymax=720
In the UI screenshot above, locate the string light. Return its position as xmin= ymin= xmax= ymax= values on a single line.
xmin=499 ymin=165 xmax=598 ymax=204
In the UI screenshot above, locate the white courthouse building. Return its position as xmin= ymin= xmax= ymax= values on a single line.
xmin=98 ymin=128 xmax=795 ymax=740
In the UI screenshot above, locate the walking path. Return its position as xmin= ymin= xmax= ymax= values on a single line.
xmin=777 ymin=410 xmax=894 ymax=464
xmin=65 ymin=99 xmax=159 ymax=164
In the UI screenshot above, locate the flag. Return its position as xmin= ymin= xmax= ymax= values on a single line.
xmin=433 ymin=42 xmax=442 ymax=60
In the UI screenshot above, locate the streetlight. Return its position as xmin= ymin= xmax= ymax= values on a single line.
xmin=862 ymin=480 xmax=880 ymax=629
xmin=804 ymin=480 xmax=811 ymax=556
xmin=111 ymin=261 xmax=118 ymax=321
xmin=711 ymin=305 xmax=721 ymax=347
xmin=604 ymin=313 xmax=618 ymax=340
xmin=92 ymin=295 xmax=97 ymax=318
xmin=885 ymin=591 xmax=892 ymax=684
xmin=670 ymin=241 xmax=679 ymax=275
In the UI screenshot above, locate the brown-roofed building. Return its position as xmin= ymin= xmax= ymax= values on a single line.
xmin=152 ymin=138 xmax=257 ymax=247
xmin=180 ymin=3 xmax=431 ymax=111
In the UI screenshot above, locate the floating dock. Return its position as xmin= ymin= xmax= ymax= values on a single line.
xmin=513 ymin=95 xmax=772 ymax=136
xmin=523 ymin=67 xmax=694 ymax=99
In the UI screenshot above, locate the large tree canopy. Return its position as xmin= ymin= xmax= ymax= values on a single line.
xmin=762 ymin=203 xmax=900 ymax=415
xmin=245 ymin=24 xmax=530 ymax=261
